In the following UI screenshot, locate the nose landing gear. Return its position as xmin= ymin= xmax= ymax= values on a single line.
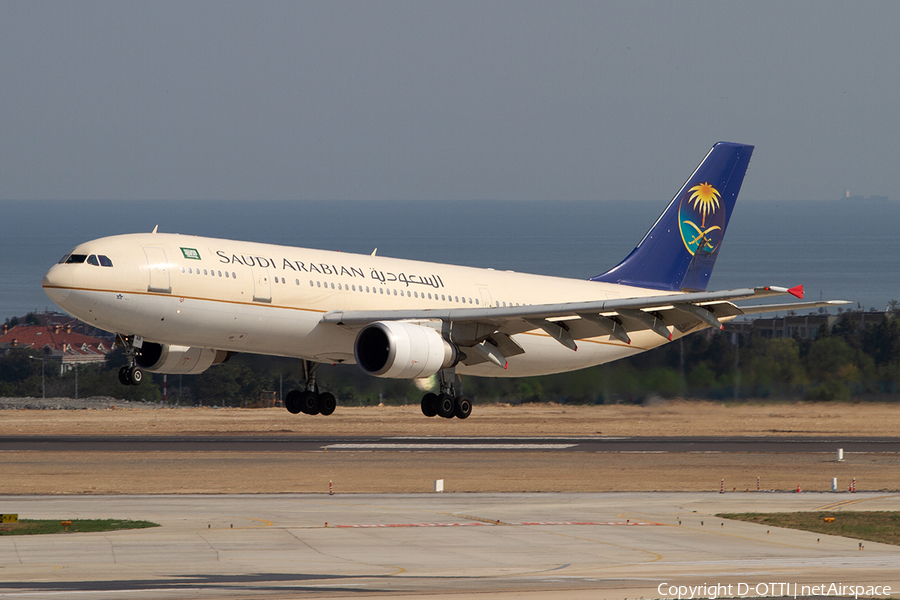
xmin=115 ymin=335 xmax=144 ymax=386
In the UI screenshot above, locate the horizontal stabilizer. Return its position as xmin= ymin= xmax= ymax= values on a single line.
xmin=736 ymin=300 xmax=851 ymax=316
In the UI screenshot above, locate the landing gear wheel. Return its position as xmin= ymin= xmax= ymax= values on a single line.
xmin=453 ymin=395 xmax=472 ymax=419
xmin=421 ymin=393 xmax=438 ymax=417
xmin=319 ymin=392 xmax=336 ymax=416
xmin=127 ymin=366 xmax=143 ymax=386
xmin=284 ymin=390 xmax=302 ymax=414
xmin=436 ymin=394 xmax=455 ymax=419
xmin=299 ymin=390 xmax=320 ymax=415
xmin=118 ymin=366 xmax=131 ymax=386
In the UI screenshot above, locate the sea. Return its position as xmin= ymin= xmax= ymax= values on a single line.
xmin=2 ymin=199 xmax=898 ymax=322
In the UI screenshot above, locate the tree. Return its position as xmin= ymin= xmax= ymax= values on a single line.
xmin=804 ymin=336 xmax=858 ymax=401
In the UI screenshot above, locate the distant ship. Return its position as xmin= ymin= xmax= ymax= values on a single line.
xmin=843 ymin=189 xmax=890 ymax=202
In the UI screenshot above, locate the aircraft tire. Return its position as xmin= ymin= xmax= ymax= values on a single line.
xmin=284 ymin=390 xmax=302 ymax=414
xmin=128 ymin=366 xmax=143 ymax=386
xmin=453 ymin=395 xmax=472 ymax=419
xmin=421 ymin=393 xmax=438 ymax=417
xmin=299 ymin=390 xmax=320 ymax=415
xmin=118 ymin=366 xmax=131 ymax=386
xmin=319 ymin=392 xmax=336 ymax=416
xmin=436 ymin=394 xmax=455 ymax=419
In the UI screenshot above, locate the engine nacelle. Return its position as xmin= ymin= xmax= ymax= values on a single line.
xmin=354 ymin=321 xmax=457 ymax=379
xmin=136 ymin=342 xmax=230 ymax=375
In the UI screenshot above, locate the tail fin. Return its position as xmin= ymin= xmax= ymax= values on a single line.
xmin=591 ymin=141 xmax=753 ymax=292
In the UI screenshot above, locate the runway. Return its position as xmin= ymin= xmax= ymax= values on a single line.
xmin=3 ymin=435 xmax=899 ymax=453
xmin=1 ymin=492 xmax=898 ymax=599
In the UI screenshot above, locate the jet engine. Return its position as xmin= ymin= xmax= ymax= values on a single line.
xmin=136 ymin=342 xmax=231 ymax=375
xmin=354 ymin=321 xmax=457 ymax=379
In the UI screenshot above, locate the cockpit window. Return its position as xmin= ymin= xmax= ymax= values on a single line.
xmin=87 ymin=255 xmax=100 ymax=266
xmin=98 ymin=255 xmax=113 ymax=267
xmin=65 ymin=254 xmax=88 ymax=264
xmin=58 ymin=254 xmax=70 ymax=264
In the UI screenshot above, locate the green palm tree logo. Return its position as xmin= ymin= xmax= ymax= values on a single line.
xmin=680 ymin=182 xmax=723 ymax=255
xmin=688 ymin=182 xmax=721 ymax=227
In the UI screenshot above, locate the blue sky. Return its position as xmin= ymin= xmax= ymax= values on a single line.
xmin=2 ymin=1 xmax=898 ymax=201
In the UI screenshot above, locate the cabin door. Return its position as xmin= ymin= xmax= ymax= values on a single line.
xmin=143 ymin=247 xmax=172 ymax=294
xmin=251 ymin=266 xmax=272 ymax=303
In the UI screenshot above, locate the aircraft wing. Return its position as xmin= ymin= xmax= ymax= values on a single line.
xmin=322 ymin=286 xmax=850 ymax=368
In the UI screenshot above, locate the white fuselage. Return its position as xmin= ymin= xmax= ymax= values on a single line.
xmin=43 ymin=232 xmax=685 ymax=377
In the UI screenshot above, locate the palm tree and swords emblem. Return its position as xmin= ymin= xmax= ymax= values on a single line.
xmin=679 ymin=182 xmax=724 ymax=255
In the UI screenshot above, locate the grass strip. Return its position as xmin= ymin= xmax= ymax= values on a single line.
xmin=0 ymin=519 xmax=159 ymax=536
xmin=718 ymin=511 xmax=900 ymax=546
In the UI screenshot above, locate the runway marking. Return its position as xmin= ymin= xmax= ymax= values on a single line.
xmin=323 ymin=443 xmax=577 ymax=450
xmin=813 ymin=494 xmax=900 ymax=511
xmin=330 ymin=521 xmax=660 ymax=528
xmin=0 ymin=590 xmax=204 ymax=596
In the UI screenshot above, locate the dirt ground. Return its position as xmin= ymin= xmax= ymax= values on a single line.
xmin=2 ymin=401 xmax=899 ymax=495
xmin=3 ymin=399 xmax=899 ymax=437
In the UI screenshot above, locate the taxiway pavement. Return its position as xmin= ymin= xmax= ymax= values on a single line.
xmin=1 ymin=492 xmax=898 ymax=599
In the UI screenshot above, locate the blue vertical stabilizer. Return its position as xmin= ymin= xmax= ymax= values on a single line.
xmin=591 ymin=142 xmax=753 ymax=292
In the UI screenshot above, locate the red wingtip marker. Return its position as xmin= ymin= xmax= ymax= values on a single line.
xmin=788 ymin=285 xmax=804 ymax=299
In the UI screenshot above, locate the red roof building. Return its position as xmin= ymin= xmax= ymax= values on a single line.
xmin=0 ymin=323 xmax=111 ymax=373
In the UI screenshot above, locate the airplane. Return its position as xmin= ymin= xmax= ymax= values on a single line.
xmin=42 ymin=142 xmax=847 ymax=419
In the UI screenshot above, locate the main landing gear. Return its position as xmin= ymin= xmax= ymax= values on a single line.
xmin=421 ymin=369 xmax=471 ymax=419
xmin=116 ymin=334 xmax=144 ymax=386
xmin=284 ymin=360 xmax=336 ymax=416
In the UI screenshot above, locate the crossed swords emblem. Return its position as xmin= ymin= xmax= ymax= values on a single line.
xmin=682 ymin=220 xmax=721 ymax=253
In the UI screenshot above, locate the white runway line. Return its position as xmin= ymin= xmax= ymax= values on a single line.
xmin=323 ymin=443 xmax=577 ymax=450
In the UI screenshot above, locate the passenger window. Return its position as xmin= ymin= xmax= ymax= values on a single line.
xmin=98 ymin=255 xmax=113 ymax=267
xmin=180 ymin=267 xmax=185 ymax=274
xmin=232 ymin=272 xmax=237 ymax=279
xmin=86 ymin=255 xmax=99 ymax=266
xmin=475 ymin=299 xmax=479 ymax=305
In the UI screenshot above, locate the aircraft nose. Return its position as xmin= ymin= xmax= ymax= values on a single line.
xmin=42 ymin=264 xmax=73 ymax=306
